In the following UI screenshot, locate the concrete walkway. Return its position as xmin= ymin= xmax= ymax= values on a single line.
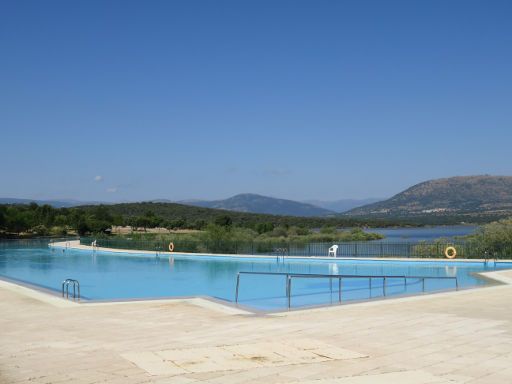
xmin=1 ymin=268 xmax=512 ymax=383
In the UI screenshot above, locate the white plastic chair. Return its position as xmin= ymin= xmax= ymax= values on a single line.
xmin=328 ymin=245 xmax=338 ymax=257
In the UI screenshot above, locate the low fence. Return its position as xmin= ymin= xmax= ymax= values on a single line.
xmin=79 ymin=237 xmax=507 ymax=259
xmin=0 ymin=237 xmax=78 ymax=249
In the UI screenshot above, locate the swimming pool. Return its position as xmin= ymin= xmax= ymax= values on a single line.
xmin=0 ymin=241 xmax=508 ymax=311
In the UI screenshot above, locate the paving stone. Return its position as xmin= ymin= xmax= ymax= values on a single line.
xmin=2 ymin=269 xmax=512 ymax=383
xmin=121 ymin=351 xmax=187 ymax=376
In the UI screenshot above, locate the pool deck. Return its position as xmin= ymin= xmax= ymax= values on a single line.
xmin=2 ymin=245 xmax=512 ymax=383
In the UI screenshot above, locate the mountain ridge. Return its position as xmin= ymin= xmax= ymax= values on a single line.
xmin=0 ymin=197 xmax=106 ymax=208
xmin=178 ymin=193 xmax=336 ymax=217
xmin=345 ymin=175 xmax=512 ymax=217
xmin=0 ymin=195 xmax=384 ymax=215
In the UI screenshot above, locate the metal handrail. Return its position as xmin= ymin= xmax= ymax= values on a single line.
xmin=62 ymin=279 xmax=80 ymax=300
xmin=287 ymin=274 xmax=458 ymax=308
xmin=234 ymin=271 xmax=458 ymax=308
xmin=235 ymin=271 xmax=411 ymax=302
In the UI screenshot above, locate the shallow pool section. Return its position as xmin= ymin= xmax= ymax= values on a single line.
xmin=0 ymin=242 xmax=508 ymax=311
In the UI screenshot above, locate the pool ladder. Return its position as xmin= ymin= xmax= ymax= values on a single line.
xmin=483 ymin=251 xmax=498 ymax=268
xmin=274 ymin=247 xmax=287 ymax=263
xmin=62 ymin=279 xmax=80 ymax=300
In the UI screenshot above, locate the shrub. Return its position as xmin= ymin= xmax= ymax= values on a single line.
xmin=467 ymin=218 xmax=512 ymax=257
xmin=320 ymin=226 xmax=337 ymax=234
xmin=31 ymin=225 xmax=49 ymax=236
xmin=255 ymin=222 xmax=274 ymax=234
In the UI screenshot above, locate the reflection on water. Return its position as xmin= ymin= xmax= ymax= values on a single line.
xmin=444 ymin=266 xmax=458 ymax=277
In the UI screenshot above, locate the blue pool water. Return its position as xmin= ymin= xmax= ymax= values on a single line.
xmin=0 ymin=242 xmax=509 ymax=311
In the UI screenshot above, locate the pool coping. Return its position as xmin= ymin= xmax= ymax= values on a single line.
xmin=2 ymin=270 xmax=510 ymax=317
xmin=2 ymin=240 xmax=511 ymax=316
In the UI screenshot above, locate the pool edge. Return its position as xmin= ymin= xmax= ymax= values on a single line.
xmin=2 ymin=268 xmax=511 ymax=317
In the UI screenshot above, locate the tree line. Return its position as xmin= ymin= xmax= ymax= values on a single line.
xmin=0 ymin=201 xmax=409 ymax=238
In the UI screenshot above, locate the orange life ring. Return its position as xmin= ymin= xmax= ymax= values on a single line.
xmin=168 ymin=242 xmax=175 ymax=252
xmin=444 ymin=246 xmax=457 ymax=259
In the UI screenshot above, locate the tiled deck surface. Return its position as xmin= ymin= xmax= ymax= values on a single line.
xmin=1 ymin=271 xmax=512 ymax=383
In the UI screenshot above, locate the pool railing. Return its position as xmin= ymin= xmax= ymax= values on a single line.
xmin=80 ymin=236 xmax=510 ymax=259
xmin=235 ymin=271 xmax=458 ymax=309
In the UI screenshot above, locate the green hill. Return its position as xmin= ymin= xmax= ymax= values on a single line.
xmin=80 ymin=201 xmax=392 ymax=228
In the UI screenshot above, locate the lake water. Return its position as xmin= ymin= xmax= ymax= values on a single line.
xmin=366 ymin=225 xmax=478 ymax=242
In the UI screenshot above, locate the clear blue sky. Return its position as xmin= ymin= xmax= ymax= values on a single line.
xmin=1 ymin=0 xmax=511 ymax=202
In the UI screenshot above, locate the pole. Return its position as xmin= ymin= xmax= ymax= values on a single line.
xmin=338 ymin=277 xmax=342 ymax=302
xmin=287 ymin=276 xmax=292 ymax=309
xmin=235 ymin=274 xmax=240 ymax=303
